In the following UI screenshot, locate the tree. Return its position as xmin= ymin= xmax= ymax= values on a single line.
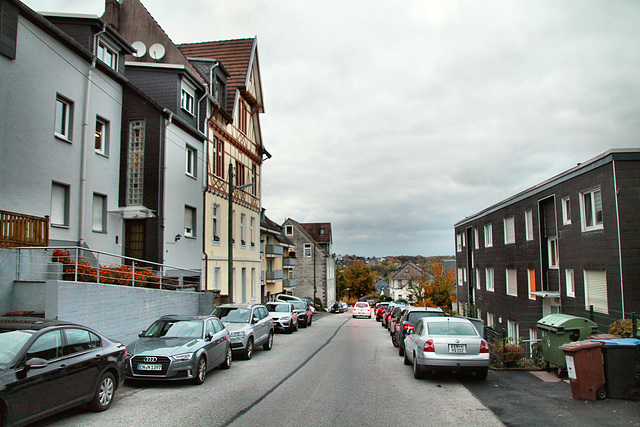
xmin=343 ymin=261 xmax=377 ymax=299
xmin=405 ymin=260 xmax=456 ymax=309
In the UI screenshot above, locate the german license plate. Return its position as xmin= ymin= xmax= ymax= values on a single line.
xmin=449 ymin=344 xmax=466 ymax=353
xmin=137 ymin=363 xmax=162 ymax=371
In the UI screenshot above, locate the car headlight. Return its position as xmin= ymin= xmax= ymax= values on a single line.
xmin=171 ymin=353 xmax=194 ymax=361
xmin=230 ymin=331 xmax=246 ymax=338
xmin=280 ymin=316 xmax=291 ymax=321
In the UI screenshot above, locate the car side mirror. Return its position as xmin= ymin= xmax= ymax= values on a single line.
xmin=252 ymin=317 xmax=259 ymax=324
xmin=407 ymin=327 xmax=414 ymax=335
xmin=206 ymin=332 xmax=214 ymax=341
xmin=138 ymin=330 xmax=146 ymax=337
xmin=26 ymin=358 xmax=48 ymax=370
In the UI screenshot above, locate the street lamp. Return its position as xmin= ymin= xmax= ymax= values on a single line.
xmin=340 ymin=287 xmax=350 ymax=301
xmin=228 ymin=163 xmax=253 ymax=302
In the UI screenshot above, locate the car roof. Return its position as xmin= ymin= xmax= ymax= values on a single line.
xmin=421 ymin=316 xmax=470 ymax=324
xmin=215 ymin=303 xmax=260 ymax=309
xmin=0 ymin=316 xmax=84 ymax=331
xmin=158 ymin=314 xmax=213 ymax=321
xmin=406 ymin=307 xmax=444 ymax=313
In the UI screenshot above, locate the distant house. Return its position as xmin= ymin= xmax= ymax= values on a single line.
xmin=454 ymin=149 xmax=640 ymax=342
xmin=389 ymin=261 xmax=430 ymax=301
xmin=282 ymin=219 xmax=336 ymax=307
xmin=375 ymin=278 xmax=391 ymax=297
xmin=260 ymin=211 xmax=296 ymax=301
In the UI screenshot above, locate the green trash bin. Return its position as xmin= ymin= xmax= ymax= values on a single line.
xmin=537 ymin=314 xmax=598 ymax=368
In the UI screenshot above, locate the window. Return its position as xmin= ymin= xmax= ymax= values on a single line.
xmin=529 ymin=328 xmax=539 ymax=355
xmin=580 ymin=188 xmax=603 ymax=231
xmin=212 ymin=203 xmax=220 ymax=243
xmin=548 ymin=237 xmax=559 ymax=268
xmin=239 ymin=100 xmax=248 ymax=134
xmin=475 ymin=268 xmax=481 ymax=290
xmin=92 ymin=193 xmax=106 ymax=232
xmin=304 ymin=243 xmax=312 ymax=257
xmin=285 ymin=225 xmax=293 ymax=236
xmin=251 ymin=268 xmax=256 ymax=299
xmin=186 ymin=145 xmax=197 ymax=177
xmin=55 ymin=95 xmax=73 ymax=140
xmin=97 ymin=39 xmax=117 ymax=70
xmin=94 ymin=117 xmax=109 ymax=155
xmin=213 ymin=137 xmax=224 ymax=178
xmin=51 ymin=182 xmax=69 ymax=227
xmin=528 ymin=269 xmax=536 ymax=300
xmin=584 ymin=270 xmax=608 ymax=313
xmin=484 ymin=224 xmax=493 ymax=247
xmin=127 ymin=120 xmax=145 ymax=205
xmin=240 ymin=213 xmax=246 ymax=246
xmin=63 ymin=328 xmax=100 ymax=355
xmin=562 ymin=197 xmax=571 ymax=225
xmin=456 ymin=233 xmax=463 ymax=252
xmin=181 ymin=81 xmax=195 ymax=115
xmin=27 ymin=330 xmax=62 ymax=361
xmin=250 ymin=216 xmax=255 ymax=248
xmin=506 ymin=268 xmax=517 ymax=296
xmin=504 ymin=216 xmax=515 ymax=244
xmin=474 ymin=228 xmax=479 ymax=249
xmin=252 ymin=164 xmax=257 ymax=196
xmin=486 ymin=312 xmax=495 ymax=328
xmin=213 ymin=267 xmax=221 ymax=290
xmin=507 ymin=320 xmax=519 ymax=341
xmin=457 ymin=268 xmax=463 ymax=286
xmin=565 ymin=269 xmax=575 ymax=297
xmin=185 ymin=206 xmax=196 ymax=237
xmin=485 ymin=268 xmax=494 ymax=292
xmin=235 ymin=161 xmax=246 ymax=187
xmin=525 ymin=210 xmax=534 ymax=241
xmin=213 ymin=76 xmax=226 ymax=108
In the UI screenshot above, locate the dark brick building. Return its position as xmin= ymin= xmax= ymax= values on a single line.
xmin=454 ymin=149 xmax=640 ymax=343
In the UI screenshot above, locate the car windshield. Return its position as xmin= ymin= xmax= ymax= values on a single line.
xmin=212 ymin=307 xmax=252 ymax=323
xmin=266 ymin=304 xmax=289 ymax=313
xmin=407 ymin=311 xmax=445 ymax=324
xmin=142 ymin=320 xmax=203 ymax=338
xmin=291 ymin=301 xmax=306 ymax=310
xmin=427 ymin=321 xmax=478 ymax=336
xmin=355 ymin=303 xmax=368 ymax=308
xmin=0 ymin=330 xmax=33 ymax=365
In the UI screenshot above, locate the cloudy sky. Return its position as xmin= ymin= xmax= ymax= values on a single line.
xmin=26 ymin=0 xmax=640 ymax=257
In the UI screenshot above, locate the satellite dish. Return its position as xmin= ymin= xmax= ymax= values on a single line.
xmin=149 ymin=43 xmax=165 ymax=61
xmin=131 ymin=41 xmax=146 ymax=58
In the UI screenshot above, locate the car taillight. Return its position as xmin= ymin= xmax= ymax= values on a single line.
xmin=480 ymin=339 xmax=489 ymax=353
xmin=424 ymin=339 xmax=435 ymax=352
xmin=403 ymin=322 xmax=413 ymax=331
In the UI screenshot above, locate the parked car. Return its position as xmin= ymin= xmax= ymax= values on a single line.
xmin=375 ymin=302 xmax=390 ymax=321
xmin=0 ymin=317 xmax=126 ymax=426
xmin=339 ymin=302 xmax=349 ymax=312
xmin=381 ymin=303 xmax=398 ymax=328
xmin=395 ymin=307 xmax=446 ymax=355
xmin=387 ymin=305 xmax=405 ymax=332
xmin=275 ymin=294 xmax=302 ymax=302
xmin=211 ymin=304 xmax=274 ymax=360
xmin=266 ymin=302 xmax=299 ymax=333
xmin=403 ymin=317 xmax=490 ymax=380
xmin=352 ymin=301 xmax=372 ymax=318
xmin=126 ymin=315 xmax=231 ymax=385
xmin=291 ymin=300 xmax=313 ymax=328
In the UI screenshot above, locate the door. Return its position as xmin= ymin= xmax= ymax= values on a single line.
xmin=125 ymin=220 xmax=145 ymax=261
xmin=205 ymin=319 xmax=224 ymax=366
xmin=60 ymin=328 xmax=103 ymax=401
xmin=538 ymin=197 xmax=559 ymax=292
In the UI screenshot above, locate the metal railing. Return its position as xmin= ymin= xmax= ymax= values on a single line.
xmin=16 ymin=246 xmax=201 ymax=291
xmin=0 ymin=210 xmax=49 ymax=247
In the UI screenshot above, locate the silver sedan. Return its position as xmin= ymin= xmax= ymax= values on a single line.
xmin=403 ymin=317 xmax=490 ymax=380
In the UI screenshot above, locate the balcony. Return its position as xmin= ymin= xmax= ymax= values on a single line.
xmin=266 ymin=244 xmax=284 ymax=257
xmin=283 ymin=257 xmax=297 ymax=268
xmin=1 ymin=210 xmax=49 ymax=247
xmin=283 ymin=278 xmax=297 ymax=288
xmin=266 ymin=270 xmax=283 ymax=282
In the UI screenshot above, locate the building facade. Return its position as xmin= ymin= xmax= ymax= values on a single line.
xmin=454 ymin=149 xmax=640 ymax=341
xmin=260 ymin=211 xmax=296 ymax=301
xmin=388 ymin=261 xmax=428 ymax=301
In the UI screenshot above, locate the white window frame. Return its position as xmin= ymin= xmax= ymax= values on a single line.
xmin=181 ymin=81 xmax=196 ymax=116
xmin=475 ymin=268 xmax=481 ymax=290
xmin=304 ymin=243 xmax=312 ymax=258
xmin=184 ymin=206 xmax=196 ymax=238
xmin=213 ymin=267 xmax=221 ymax=290
xmin=51 ymin=182 xmax=70 ymax=227
xmin=580 ymin=188 xmax=603 ymax=232
xmin=507 ymin=320 xmax=519 ymax=341
xmin=457 ymin=268 xmax=463 ymax=287
xmin=584 ymin=270 xmax=608 ymax=314
xmin=94 ymin=116 xmax=109 ymax=156
xmin=506 ymin=268 xmax=517 ymax=297
xmin=484 ymin=223 xmax=493 ymax=247
xmin=562 ymin=196 xmax=571 ymax=225
xmin=474 ymin=227 xmax=479 ymax=249
xmin=504 ymin=216 xmax=515 ymax=244
xmin=212 ymin=203 xmax=220 ymax=243
xmin=485 ymin=268 xmax=494 ymax=292
xmin=55 ymin=95 xmax=73 ymax=141
xmin=92 ymin=193 xmax=106 ymax=232
xmin=285 ymin=225 xmax=293 ymax=236
xmin=97 ymin=39 xmax=118 ymax=70
xmin=240 ymin=213 xmax=246 ymax=246
xmin=525 ymin=210 xmax=534 ymax=241
xmin=548 ymin=237 xmax=559 ymax=269
xmin=250 ymin=216 xmax=255 ymax=248
xmin=565 ymin=269 xmax=575 ymax=298
xmin=486 ymin=312 xmax=494 ymax=328
xmin=456 ymin=233 xmax=463 ymax=252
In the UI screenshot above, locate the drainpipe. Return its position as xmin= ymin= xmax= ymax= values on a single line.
xmin=162 ymin=109 xmax=173 ymax=268
xmin=612 ymin=160 xmax=625 ymax=317
xmin=199 ymin=84 xmax=210 ymax=292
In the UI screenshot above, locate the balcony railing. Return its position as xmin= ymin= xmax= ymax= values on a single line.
xmin=265 ymin=270 xmax=284 ymax=282
xmin=1 ymin=210 xmax=49 ymax=247
xmin=266 ymin=245 xmax=284 ymax=257
xmin=283 ymin=278 xmax=297 ymax=288
xmin=283 ymin=257 xmax=297 ymax=268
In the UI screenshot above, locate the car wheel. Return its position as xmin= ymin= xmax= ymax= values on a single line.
xmin=399 ymin=343 xmax=405 ymax=357
xmin=404 ymin=351 xmax=411 ymax=366
xmin=243 ymin=337 xmax=254 ymax=360
xmin=413 ymin=354 xmax=425 ymax=379
xmin=88 ymin=372 xmax=115 ymax=412
xmin=300 ymin=319 xmax=307 ymax=329
xmin=294 ymin=320 xmax=298 ymax=331
xmin=220 ymin=346 xmax=232 ymax=369
xmin=192 ymin=356 xmax=207 ymax=385
xmin=263 ymin=331 xmax=274 ymax=351
xmin=391 ymin=334 xmax=399 ymax=348
xmin=596 ymin=385 xmax=607 ymax=400
xmin=308 ymin=317 xmax=312 ymax=326
xmin=287 ymin=323 xmax=295 ymax=334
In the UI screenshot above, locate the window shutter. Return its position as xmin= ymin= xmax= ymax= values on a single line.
xmin=51 ymin=184 xmax=66 ymax=225
xmin=92 ymin=194 xmax=104 ymax=231
xmin=585 ymin=270 xmax=608 ymax=313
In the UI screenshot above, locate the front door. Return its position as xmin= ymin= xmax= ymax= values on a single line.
xmin=125 ymin=220 xmax=145 ymax=261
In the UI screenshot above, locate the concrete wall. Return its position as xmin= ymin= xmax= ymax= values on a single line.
xmin=0 ymin=249 xmax=17 ymax=315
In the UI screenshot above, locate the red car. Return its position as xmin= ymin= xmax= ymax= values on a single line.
xmin=375 ymin=303 xmax=389 ymax=322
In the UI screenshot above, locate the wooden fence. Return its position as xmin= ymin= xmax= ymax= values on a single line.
xmin=0 ymin=210 xmax=49 ymax=247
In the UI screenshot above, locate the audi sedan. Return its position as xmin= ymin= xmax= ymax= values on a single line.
xmin=404 ymin=317 xmax=490 ymax=380
xmin=0 ymin=317 xmax=126 ymax=427
xmin=125 ymin=315 xmax=231 ymax=385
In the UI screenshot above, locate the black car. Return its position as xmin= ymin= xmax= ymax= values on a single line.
xmin=291 ymin=301 xmax=312 ymax=328
xmin=0 ymin=317 xmax=126 ymax=427
xmin=394 ymin=307 xmax=446 ymax=356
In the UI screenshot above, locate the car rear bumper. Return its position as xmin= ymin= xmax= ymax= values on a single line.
xmin=416 ymin=353 xmax=490 ymax=370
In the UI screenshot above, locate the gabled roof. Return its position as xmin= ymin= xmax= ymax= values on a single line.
xmin=178 ymin=38 xmax=260 ymax=118
xmin=284 ymin=219 xmax=331 ymax=257
xmin=389 ymin=261 xmax=426 ymax=281
xmin=300 ymin=223 xmax=332 ymax=245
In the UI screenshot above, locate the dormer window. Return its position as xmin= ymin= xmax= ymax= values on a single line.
xmin=181 ymin=81 xmax=195 ymax=116
xmin=97 ymin=39 xmax=117 ymax=70
xmin=213 ymin=76 xmax=226 ymax=109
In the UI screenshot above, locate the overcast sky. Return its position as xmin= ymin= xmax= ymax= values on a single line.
xmin=26 ymin=0 xmax=640 ymax=257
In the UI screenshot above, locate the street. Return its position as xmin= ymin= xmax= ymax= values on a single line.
xmin=33 ymin=311 xmax=502 ymax=427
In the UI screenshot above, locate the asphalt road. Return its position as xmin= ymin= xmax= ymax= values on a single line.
xmin=32 ymin=310 xmax=502 ymax=427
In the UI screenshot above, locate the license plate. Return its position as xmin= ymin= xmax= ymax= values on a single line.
xmin=137 ymin=363 xmax=162 ymax=371
xmin=449 ymin=344 xmax=466 ymax=353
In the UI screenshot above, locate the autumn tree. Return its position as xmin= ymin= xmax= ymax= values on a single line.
xmin=406 ymin=260 xmax=456 ymax=309
xmin=343 ymin=261 xmax=377 ymax=299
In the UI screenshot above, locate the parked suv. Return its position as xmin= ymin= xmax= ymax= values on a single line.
xmin=266 ymin=301 xmax=299 ymax=333
xmin=210 ymin=304 xmax=274 ymax=360
xmin=395 ymin=307 xmax=445 ymax=356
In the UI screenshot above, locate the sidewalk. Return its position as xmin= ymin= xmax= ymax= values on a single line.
xmin=462 ymin=370 xmax=640 ymax=426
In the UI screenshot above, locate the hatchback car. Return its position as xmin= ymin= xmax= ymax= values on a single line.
xmin=403 ymin=317 xmax=490 ymax=380
xmin=126 ymin=315 xmax=231 ymax=385
xmin=266 ymin=302 xmax=299 ymax=333
xmin=211 ymin=304 xmax=274 ymax=359
xmin=352 ymin=302 xmax=372 ymax=318
xmin=0 ymin=317 xmax=126 ymax=427
xmin=395 ymin=307 xmax=446 ymax=355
